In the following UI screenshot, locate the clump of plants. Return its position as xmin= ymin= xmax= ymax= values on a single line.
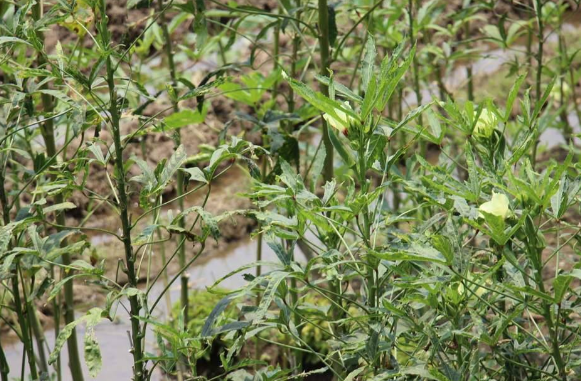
xmin=2 ymin=1 xmax=581 ymax=381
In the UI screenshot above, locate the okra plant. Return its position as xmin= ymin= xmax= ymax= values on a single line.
xmin=2 ymin=0 xmax=581 ymax=381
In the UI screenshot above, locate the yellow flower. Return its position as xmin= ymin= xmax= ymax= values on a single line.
xmin=479 ymin=192 xmax=510 ymax=220
xmin=474 ymin=108 xmax=497 ymax=138
xmin=323 ymin=101 xmax=355 ymax=135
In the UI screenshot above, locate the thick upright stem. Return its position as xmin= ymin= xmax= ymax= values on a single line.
xmin=318 ymin=0 xmax=333 ymax=182
xmin=105 ymin=35 xmax=145 ymax=381
xmin=31 ymin=2 xmax=84 ymax=379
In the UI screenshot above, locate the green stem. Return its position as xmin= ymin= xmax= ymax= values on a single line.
xmin=288 ymin=0 xmax=301 ymax=116
xmin=534 ymin=263 xmax=566 ymax=379
xmin=0 ymin=183 xmax=9 ymax=381
xmin=51 ymin=267 xmax=63 ymax=381
xmin=159 ymin=0 xmax=189 ymax=329
xmin=349 ymin=30 xmax=368 ymax=89
xmin=329 ymin=273 xmax=343 ymax=380
xmin=40 ymin=87 xmax=84 ymax=381
xmin=557 ymin=15 xmax=571 ymax=143
xmin=23 ymin=277 xmax=49 ymax=374
xmin=0 ymin=170 xmax=9 ymax=227
xmin=103 ymin=4 xmax=145 ymax=376
xmin=527 ymin=25 xmax=533 ymax=72
xmin=318 ymin=0 xmax=333 ymax=182
xmin=39 ymin=108 xmax=84 ymax=381
xmin=358 ymin=137 xmax=377 ymax=373
xmin=0 ymin=337 xmax=8 ymax=381
xmin=272 ymin=12 xmax=281 ymax=104
xmin=408 ymin=0 xmax=424 ymax=156
xmin=392 ymin=89 xmax=403 ymax=224
xmin=535 ymin=0 xmax=544 ymax=104
xmin=156 ymin=3 xmax=193 ymax=350
xmin=31 ymin=1 xmax=85 ymax=379
xmin=317 ymin=2 xmax=343 ymax=372
xmin=256 ymin=159 xmax=268 ymax=279
xmin=289 ymin=274 xmax=302 ymax=372
xmin=11 ymin=266 xmax=38 ymax=380
xmin=531 ymin=0 xmax=544 ymax=167
xmin=566 ymin=40 xmax=581 ymax=131
xmin=464 ymin=21 xmax=474 ymax=101
xmin=254 ymin=158 xmax=267 ymax=364
xmin=526 ymin=219 xmax=566 ymax=379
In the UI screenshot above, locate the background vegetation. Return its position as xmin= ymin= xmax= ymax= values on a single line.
xmin=2 ymin=0 xmax=581 ymax=380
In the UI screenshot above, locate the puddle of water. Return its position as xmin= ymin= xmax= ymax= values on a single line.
xmin=3 ymin=237 xmax=304 ymax=381
xmin=404 ymin=48 xmax=519 ymax=107
xmin=539 ymin=113 xmax=581 ymax=149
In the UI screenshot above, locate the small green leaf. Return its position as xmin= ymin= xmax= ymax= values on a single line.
xmin=201 ymin=296 xmax=232 ymax=337
xmin=315 ymin=75 xmax=362 ymax=102
xmin=505 ymin=73 xmax=526 ymax=121
xmin=134 ymin=225 xmax=158 ymax=245
xmin=43 ymin=202 xmax=76 ymax=214
xmin=327 ymin=126 xmax=355 ymax=168
xmin=84 ymin=329 xmax=101 ymax=377
xmin=253 ymin=271 xmax=287 ymax=322
xmin=156 ymin=145 xmax=187 ymax=193
xmin=182 ymin=167 xmax=208 ymax=184
xmin=49 ymin=318 xmax=83 ymax=365
xmin=87 ymin=143 xmax=107 ymax=165
xmin=553 ymin=275 xmax=572 ymax=304
xmin=48 ymin=275 xmax=83 ymax=302
xmin=0 ymin=37 xmax=32 ymax=46
xmin=283 ymin=73 xmax=359 ymax=125
xmin=362 ymin=36 xmax=376 ymax=90
xmin=371 ymin=242 xmax=448 ymax=265
xmin=164 ymin=108 xmax=207 ymax=130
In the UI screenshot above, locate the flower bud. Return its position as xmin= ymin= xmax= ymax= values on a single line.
xmin=473 ymin=108 xmax=497 ymax=138
xmin=323 ymin=101 xmax=355 ymax=135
